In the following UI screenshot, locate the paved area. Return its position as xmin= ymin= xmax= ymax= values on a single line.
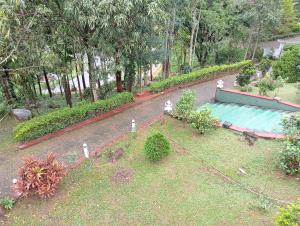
xmin=0 ymin=74 xmax=236 ymax=198
xmin=260 ymin=35 xmax=300 ymax=48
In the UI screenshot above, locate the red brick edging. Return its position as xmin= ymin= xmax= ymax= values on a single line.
xmin=18 ymin=70 xmax=237 ymax=150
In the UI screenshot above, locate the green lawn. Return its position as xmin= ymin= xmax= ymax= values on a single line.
xmin=5 ymin=117 xmax=300 ymax=225
xmin=247 ymin=83 xmax=300 ymax=105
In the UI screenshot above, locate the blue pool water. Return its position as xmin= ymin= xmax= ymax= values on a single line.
xmin=198 ymin=102 xmax=292 ymax=133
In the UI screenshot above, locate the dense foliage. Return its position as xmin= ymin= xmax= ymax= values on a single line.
xmin=188 ymin=109 xmax=219 ymax=134
xmin=276 ymin=202 xmax=300 ymax=226
xmin=174 ymin=90 xmax=195 ymax=120
xmin=273 ymin=46 xmax=300 ymax=82
xmin=279 ymin=114 xmax=300 ymax=175
xmin=14 ymin=92 xmax=134 ymax=141
xmin=144 ymin=132 xmax=170 ymax=162
xmin=150 ymin=61 xmax=251 ymax=93
xmin=15 ymin=153 xmax=66 ymax=198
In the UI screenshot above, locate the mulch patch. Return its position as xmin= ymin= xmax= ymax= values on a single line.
xmin=111 ymin=168 xmax=133 ymax=184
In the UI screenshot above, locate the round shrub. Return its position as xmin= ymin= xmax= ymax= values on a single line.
xmin=187 ymin=109 xmax=219 ymax=134
xmin=144 ymin=132 xmax=170 ymax=162
xmin=273 ymin=46 xmax=300 ymax=83
xmin=276 ymin=202 xmax=300 ymax=226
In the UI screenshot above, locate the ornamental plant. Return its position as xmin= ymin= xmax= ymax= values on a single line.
xmin=187 ymin=109 xmax=219 ymax=134
xmin=174 ymin=89 xmax=195 ymax=120
xmin=144 ymin=132 xmax=170 ymax=162
xmin=15 ymin=153 xmax=66 ymax=198
xmin=275 ymin=202 xmax=300 ymax=226
xmin=0 ymin=197 xmax=15 ymax=210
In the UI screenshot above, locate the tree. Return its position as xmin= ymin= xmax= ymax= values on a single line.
xmin=280 ymin=0 xmax=299 ymax=33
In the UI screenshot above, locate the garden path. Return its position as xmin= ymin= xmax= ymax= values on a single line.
xmin=0 ymin=74 xmax=236 ymax=198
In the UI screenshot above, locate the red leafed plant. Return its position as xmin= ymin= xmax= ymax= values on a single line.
xmin=15 ymin=153 xmax=66 ymax=198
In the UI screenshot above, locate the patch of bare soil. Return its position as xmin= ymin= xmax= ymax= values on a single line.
xmin=111 ymin=168 xmax=133 ymax=183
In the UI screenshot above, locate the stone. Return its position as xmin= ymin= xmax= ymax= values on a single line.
xmin=12 ymin=109 xmax=32 ymax=121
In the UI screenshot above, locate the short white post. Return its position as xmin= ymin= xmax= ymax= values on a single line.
xmin=234 ymin=80 xmax=238 ymax=87
xmin=164 ymin=100 xmax=173 ymax=113
xmin=83 ymin=143 xmax=89 ymax=158
xmin=131 ymin=119 xmax=136 ymax=133
xmin=217 ymin=80 xmax=224 ymax=88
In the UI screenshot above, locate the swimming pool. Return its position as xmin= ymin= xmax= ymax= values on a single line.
xmin=199 ymin=102 xmax=291 ymax=134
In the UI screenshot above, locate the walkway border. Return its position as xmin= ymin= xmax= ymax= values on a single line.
xmin=17 ymin=70 xmax=238 ymax=150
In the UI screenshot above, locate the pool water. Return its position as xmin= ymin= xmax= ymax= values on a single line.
xmin=199 ymin=102 xmax=292 ymax=133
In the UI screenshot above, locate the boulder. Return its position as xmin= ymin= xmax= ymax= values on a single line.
xmin=12 ymin=109 xmax=32 ymax=121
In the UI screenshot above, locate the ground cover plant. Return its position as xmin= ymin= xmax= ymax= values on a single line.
xmin=5 ymin=117 xmax=300 ymax=225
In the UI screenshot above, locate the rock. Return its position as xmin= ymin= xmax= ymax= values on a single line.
xmin=48 ymin=103 xmax=60 ymax=109
xmin=12 ymin=109 xmax=32 ymax=121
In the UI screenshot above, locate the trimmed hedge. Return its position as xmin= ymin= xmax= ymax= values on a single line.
xmin=149 ymin=60 xmax=252 ymax=93
xmin=14 ymin=92 xmax=134 ymax=141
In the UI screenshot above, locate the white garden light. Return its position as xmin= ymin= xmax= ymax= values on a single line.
xmin=83 ymin=143 xmax=89 ymax=158
xmin=217 ymin=80 xmax=224 ymax=88
xmin=131 ymin=119 xmax=136 ymax=133
xmin=164 ymin=100 xmax=173 ymax=113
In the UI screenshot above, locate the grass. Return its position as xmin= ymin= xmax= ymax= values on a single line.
xmin=240 ymin=83 xmax=300 ymax=105
xmin=5 ymin=117 xmax=300 ymax=225
xmin=0 ymin=116 xmax=18 ymax=154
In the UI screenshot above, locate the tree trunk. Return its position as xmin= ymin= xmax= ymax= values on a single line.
xmin=150 ymin=64 xmax=153 ymax=81
xmin=74 ymin=57 xmax=83 ymax=100
xmin=43 ymin=69 xmax=52 ymax=98
xmin=5 ymin=70 xmax=16 ymax=99
xmin=189 ymin=10 xmax=196 ymax=67
xmin=244 ymin=33 xmax=253 ymax=60
xmin=62 ymin=74 xmax=72 ymax=108
xmin=115 ymin=48 xmax=123 ymax=92
xmin=86 ymin=49 xmax=98 ymax=101
xmin=36 ymin=75 xmax=42 ymax=96
xmin=70 ymin=74 xmax=77 ymax=94
xmin=57 ymin=74 xmax=64 ymax=96
xmin=0 ymin=72 xmax=12 ymax=103
xmin=251 ymin=34 xmax=259 ymax=61
xmin=81 ymin=53 xmax=87 ymax=90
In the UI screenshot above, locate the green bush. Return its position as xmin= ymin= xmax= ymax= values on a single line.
xmin=144 ymin=132 xmax=170 ymax=162
xmin=275 ymin=202 xmax=300 ymax=226
xmin=279 ymin=141 xmax=300 ymax=175
xmin=259 ymin=58 xmax=272 ymax=74
xmin=0 ymin=196 xmax=15 ymax=210
xmin=256 ymin=75 xmax=285 ymax=96
xmin=239 ymin=85 xmax=253 ymax=92
xmin=236 ymin=63 xmax=256 ymax=87
xmin=14 ymin=92 xmax=134 ymax=141
xmin=174 ymin=90 xmax=195 ymax=120
xmin=273 ymin=46 xmax=300 ymax=82
xmin=279 ymin=114 xmax=300 ymax=175
xmin=188 ymin=109 xmax=219 ymax=134
xmin=149 ymin=61 xmax=251 ymax=93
